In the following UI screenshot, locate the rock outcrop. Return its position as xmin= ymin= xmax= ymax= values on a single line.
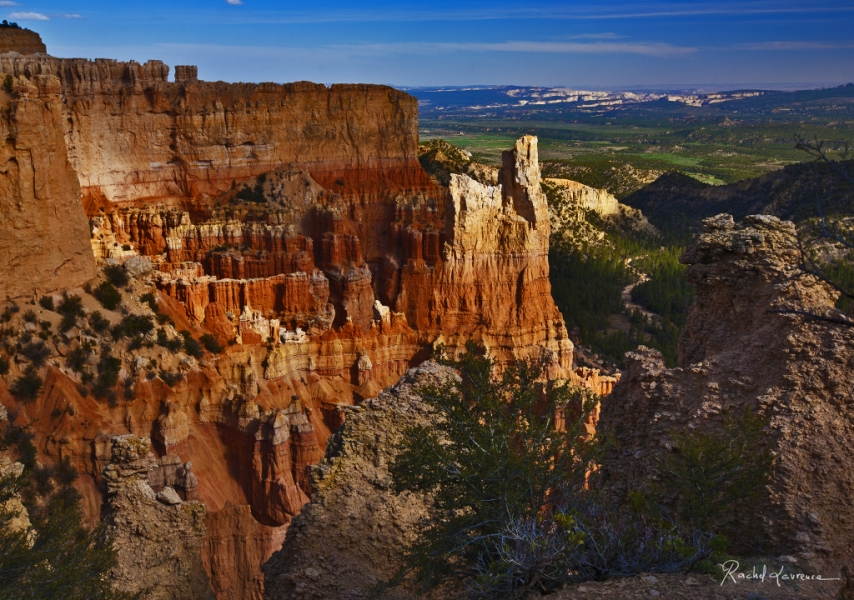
xmin=0 ymin=55 xmax=427 ymax=206
xmin=0 ymin=71 xmax=96 ymax=299
xmin=545 ymin=177 xmax=620 ymax=216
xmin=103 ymin=434 xmax=215 ymax=599
xmin=599 ymin=214 xmax=854 ymax=595
xmin=0 ymin=27 xmax=46 ymax=55
xmin=263 ymin=361 xmax=457 ymax=600
xmin=0 ymin=38 xmax=603 ymax=600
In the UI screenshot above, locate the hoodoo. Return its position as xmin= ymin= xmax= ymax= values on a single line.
xmin=0 ymin=34 xmax=614 ymax=599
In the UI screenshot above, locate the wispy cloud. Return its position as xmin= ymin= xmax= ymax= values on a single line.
xmin=0 ymin=2 xmax=19 ymax=7
xmin=345 ymin=40 xmax=696 ymax=58
xmin=206 ymin=3 xmax=854 ymax=24
xmin=566 ymin=33 xmax=624 ymax=40
xmin=225 ymin=0 xmax=243 ymax=4
xmin=156 ymin=40 xmax=695 ymax=59
xmin=52 ymin=13 xmax=83 ymax=19
xmin=8 ymin=11 xmax=48 ymax=20
xmin=735 ymin=41 xmax=854 ymax=51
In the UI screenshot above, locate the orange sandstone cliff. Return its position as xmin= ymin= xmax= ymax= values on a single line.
xmin=0 ymin=41 xmax=605 ymax=598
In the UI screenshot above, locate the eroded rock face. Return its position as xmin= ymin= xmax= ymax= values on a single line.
xmin=203 ymin=503 xmax=287 ymax=600
xmin=0 ymin=28 xmax=46 ymax=55
xmin=0 ymin=74 xmax=95 ymax=299
xmin=103 ymin=435 xmax=215 ymax=599
xmin=545 ymin=177 xmax=620 ymax=216
xmin=263 ymin=361 xmax=458 ymax=600
xmin=599 ymin=214 xmax=854 ymax=594
xmin=0 ymin=56 xmax=426 ymax=206
xmin=0 ymin=46 xmax=600 ymax=600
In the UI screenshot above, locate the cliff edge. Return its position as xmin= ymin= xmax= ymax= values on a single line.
xmin=0 ymin=27 xmax=46 ymax=55
xmin=599 ymin=214 xmax=854 ymax=595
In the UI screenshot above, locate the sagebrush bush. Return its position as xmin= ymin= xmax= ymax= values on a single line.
xmin=56 ymin=294 xmax=84 ymax=332
xmin=112 ymin=314 xmax=154 ymax=339
xmin=92 ymin=281 xmax=122 ymax=311
xmin=103 ymin=263 xmax=129 ymax=288
xmin=200 ymin=333 xmax=223 ymax=354
xmin=180 ymin=331 xmax=204 ymax=358
xmin=387 ymin=344 xmax=723 ymax=599
xmin=10 ymin=365 xmax=42 ymax=402
xmin=38 ymin=296 xmax=54 ymax=311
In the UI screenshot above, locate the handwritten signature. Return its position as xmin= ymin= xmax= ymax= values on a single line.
xmin=719 ymin=560 xmax=841 ymax=587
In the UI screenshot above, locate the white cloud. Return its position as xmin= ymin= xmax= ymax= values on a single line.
xmin=0 ymin=2 xmax=20 ymax=7
xmin=225 ymin=0 xmax=243 ymax=4
xmin=52 ymin=13 xmax=83 ymax=19
xmin=8 ymin=11 xmax=49 ymax=20
xmin=736 ymin=41 xmax=854 ymax=51
xmin=342 ymin=40 xmax=696 ymax=58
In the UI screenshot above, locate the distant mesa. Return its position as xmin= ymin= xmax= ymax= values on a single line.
xmin=0 ymin=23 xmax=46 ymax=55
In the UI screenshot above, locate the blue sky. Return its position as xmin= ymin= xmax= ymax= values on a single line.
xmin=6 ymin=0 xmax=854 ymax=90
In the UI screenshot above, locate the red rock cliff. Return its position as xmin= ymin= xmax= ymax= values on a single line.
xmin=0 ymin=54 xmax=426 ymax=206
xmin=0 ymin=49 xmax=594 ymax=600
xmin=0 ymin=73 xmax=95 ymax=299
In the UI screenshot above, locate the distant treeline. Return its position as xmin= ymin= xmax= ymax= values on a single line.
xmin=549 ymin=233 xmax=693 ymax=368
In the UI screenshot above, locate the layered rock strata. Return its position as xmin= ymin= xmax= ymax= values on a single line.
xmin=103 ymin=434 xmax=215 ymax=599
xmin=263 ymin=361 xmax=457 ymax=600
xmin=0 ymin=27 xmax=46 ymax=55
xmin=545 ymin=177 xmax=620 ymax=216
xmin=100 ymin=136 xmax=574 ymax=377
xmin=0 ymin=71 xmax=96 ymax=298
xmin=0 ymin=44 xmax=600 ymax=600
xmin=599 ymin=214 xmax=854 ymax=595
xmin=0 ymin=54 xmax=429 ymax=207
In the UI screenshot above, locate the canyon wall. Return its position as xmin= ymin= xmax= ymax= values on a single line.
xmin=599 ymin=214 xmax=854 ymax=595
xmin=0 ymin=73 xmax=96 ymax=299
xmin=0 ymin=28 xmax=46 ymax=55
xmin=545 ymin=177 xmax=620 ymax=216
xmin=0 ymin=54 xmax=428 ymax=207
xmin=0 ymin=44 xmax=603 ymax=599
xmin=263 ymin=361 xmax=456 ymax=600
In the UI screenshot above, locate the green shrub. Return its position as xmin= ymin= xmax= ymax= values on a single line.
xmin=22 ymin=310 xmax=36 ymax=323
xmin=57 ymin=294 xmax=84 ymax=332
xmin=10 ymin=365 xmax=42 ymax=402
xmin=386 ymin=344 xmax=717 ymax=598
xmin=658 ymin=410 xmax=773 ymax=533
xmin=159 ymin=370 xmax=183 ymax=387
xmin=92 ymin=281 xmax=122 ymax=311
xmin=38 ymin=296 xmax=55 ymax=311
xmin=390 ymin=344 xmax=600 ymax=595
xmin=180 ymin=331 xmax=203 ymax=358
xmin=38 ymin=296 xmax=54 ymax=311
xmin=66 ymin=343 xmax=93 ymax=374
xmin=235 ymin=181 xmax=266 ymax=203
xmin=156 ymin=329 xmax=183 ymax=352
xmin=18 ymin=339 xmax=50 ymax=367
xmin=200 ymin=333 xmax=223 ymax=354
xmin=103 ymin=263 xmax=129 ymax=288
xmin=0 ymin=429 xmax=132 ymax=599
xmin=112 ymin=314 xmax=154 ymax=339
xmin=92 ymin=354 xmax=121 ymax=405
xmin=88 ymin=311 xmax=110 ymax=334
xmin=0 ymin=355 xmax=8 ymax=375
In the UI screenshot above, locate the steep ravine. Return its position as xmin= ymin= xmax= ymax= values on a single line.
xmin=0 ymin=35 xmax=620 ymax=598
